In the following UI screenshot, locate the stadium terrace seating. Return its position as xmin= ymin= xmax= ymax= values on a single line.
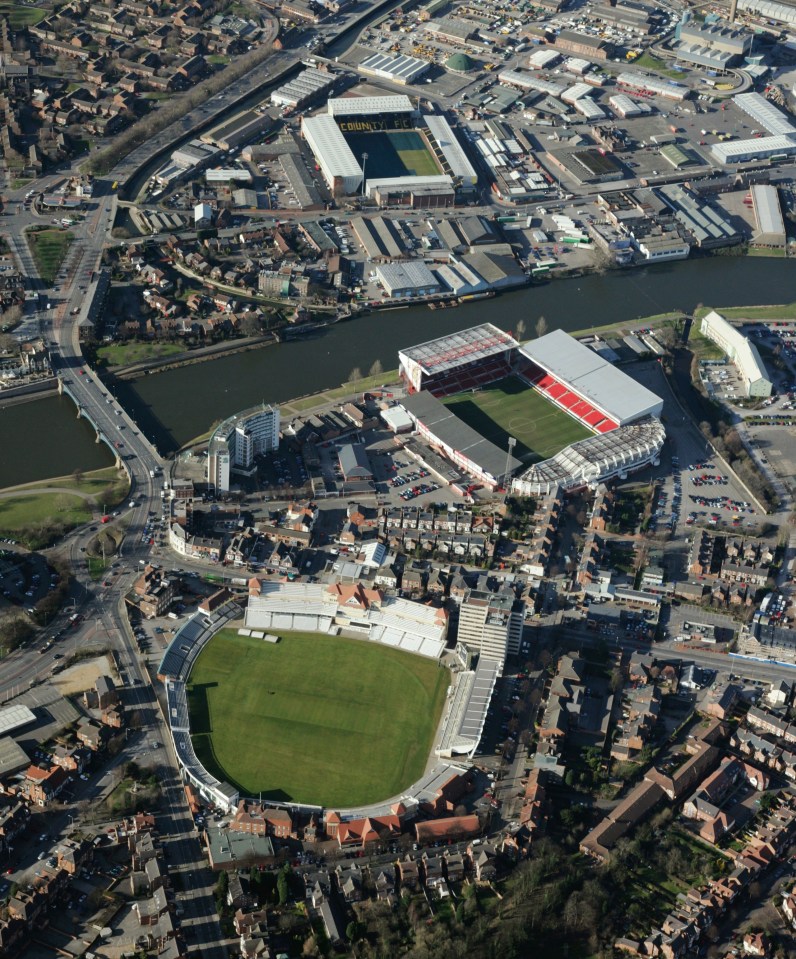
xmin=597 ymin=419 xmax=619 ymax=433
xmin=426 ymin=356 xmax=513 ymax=398
xmin=584 ymin=409 xmax=606 ymax=428
xmin=517 ymin=357 xmax=619 ymax=434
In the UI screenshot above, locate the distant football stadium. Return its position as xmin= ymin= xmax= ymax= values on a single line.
xmin=301 ymin=94 xmax=477 ymax=201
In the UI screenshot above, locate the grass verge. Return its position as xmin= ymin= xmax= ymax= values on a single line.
xmin=27 ymin=228 xmax=73 ymax=285
xmin=96 ymin=341 xmax=184 ymax=368
xmin=187 ymin=629 xmax=449 ymax=807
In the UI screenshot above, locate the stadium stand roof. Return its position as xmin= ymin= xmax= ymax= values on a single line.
xmin=512 ymin=416 xmax=666 ymax=496
xmin=402 ymin=390 xmax=522 ymax=482
xmin=436 ymin=657 xmax=501 ymax=758
xmin=0 ymin=704 xmax=36 ymax=736
xmin=520 ymin=330 xmax=663 ymax=424
xmin=400 ymin=323 xmax=518 ymax=379
xmin=423 ymin=114 xmax=478 ymax=184
xmin=327 ymin=95 xmax=415 ymax=117
xmin=301 ymin=115 xmax=363 ymax=190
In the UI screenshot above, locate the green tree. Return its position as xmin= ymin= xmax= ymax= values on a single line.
xmin=277 ymin=865 xmax=290 ymax=905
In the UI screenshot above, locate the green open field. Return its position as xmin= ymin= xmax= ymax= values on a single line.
xmin=342 ymin=129 xmax=441 ymax=179
xmin=0 ymin=2 xmax=46 ymax=28
xmin=443 ymin=376 xmax=591 ymax=463
xmin=187 ymin=630 xmax=449 ymax=807
xmin=27 ymin=229 xmax=73 ymax=285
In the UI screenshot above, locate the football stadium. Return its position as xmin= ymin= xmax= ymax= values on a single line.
xmin=301 ymin=95 xmax=477 ymax=200
xmin=399 ymin=324 xmax=666 ymax=492
xmin=158 ymin=583 xmax=496 ymax=814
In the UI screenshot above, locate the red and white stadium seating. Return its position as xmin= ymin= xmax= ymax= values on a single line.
xmin=516 ymin=358 xmax=618 ymax=435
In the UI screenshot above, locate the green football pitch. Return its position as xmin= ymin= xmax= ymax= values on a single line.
xmin=342 ymin=130 xmax=441 ymax=178
xmin=443 ymin=376 xmax=592 ymax=463
xmin=187 ymin=629 xmax=448 ymax=807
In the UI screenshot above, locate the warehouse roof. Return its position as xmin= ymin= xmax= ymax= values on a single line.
xmin=733 ymin=92 xmax=795 ymax=136
xmin=751 ymin=184 xmax=785 ymax=238
xmin=0 ymin=704 xmax=36 ymax=736
xmin=0 ymin=737 xmax=29 ymax=777
xmin=375 ymin=260 xmax=439 ymax=291
xmin=521 ymin=330 xmax=663 ymax=424
xmin=359 ymin=54 xmax=429 ymax=84
xmin=402 ymin=391 xmax=522 ymax=481
xmin=327 ymin=94 xmax=414 ymax=116
xmin=710 ymin=134 xmax=796 ymax=164
xmin=301 ymin=115 xmax=362 ymax=179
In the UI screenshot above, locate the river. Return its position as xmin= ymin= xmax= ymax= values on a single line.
xmin=2 ymin=256 xmax=795 ymax=487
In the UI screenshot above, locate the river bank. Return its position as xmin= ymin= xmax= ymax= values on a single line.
xmin=3 ymin=257 xmax=796 ymax=488
xmin=103 ymin=333 xmax=277 ymax=381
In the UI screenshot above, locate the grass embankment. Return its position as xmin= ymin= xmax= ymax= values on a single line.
xmin=0 ymin=467 xmax=130 ymax=549
xmin=96 ymin=341 xmax=184 ymax=368
xmin=686 ymin=327 xmax=725 ymax=361
xmin=0 ymin=2 xmax=45 ymax=27
xmin=27 ymin=229 xmax=73 ymax=285
xmin=633 ymin=52 xmax=686 ymax=79
xmin=187 ymin=630 xmax=449 ymax=807
xmin=694 ymin=302 xmax=796 ymax=322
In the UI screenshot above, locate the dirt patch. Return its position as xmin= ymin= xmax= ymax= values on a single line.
xmin=51 ymin=654 xmax=114 ymax=696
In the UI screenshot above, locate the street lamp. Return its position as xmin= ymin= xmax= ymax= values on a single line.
xmin=361 ymin=152 xmax=368 ymax=197
xmin=504 ymin=437 xmax=516 ymax=504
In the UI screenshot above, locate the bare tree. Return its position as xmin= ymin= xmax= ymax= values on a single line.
xmin=535 ymin=315 xmax=548 ymax=339
xmin=348 ymin=366 xmax=362 ymax=383
xmin=368 ymin=358 xmax=383 ymax=377
xmin=515 ymin=318 xmax=526 ymax=340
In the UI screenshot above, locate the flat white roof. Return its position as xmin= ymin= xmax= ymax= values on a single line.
xmin=359 ymin=53 xmax=428 ymax=83
xmin=521 ymin=330 xmax=663 ymax=424
xmin=711 ymin=134 xmax=796 ymax=164
xmin=302 ymin=115 xmax=363 ymax=179
xmin=327 ymin=94 xmax=414 ymax=117
xmin=0 ymin=703 xmax=36 ymax=736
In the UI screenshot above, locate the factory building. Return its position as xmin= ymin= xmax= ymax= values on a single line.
xmin=750 ymin=184 xmax=786 ymax=248
xmin=358 ymin=52 xmax=430 ymax=85
xmin=271 ymin=67 xmax=335 ymax=109
xmin=673 ymin=16 xmax=753 ymax=69
xmin=374 ymin=261 xmax=442 ymax=298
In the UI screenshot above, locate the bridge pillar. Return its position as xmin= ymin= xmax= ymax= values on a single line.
xmin=57 ymin=378 xmax=63 ymax=396
xmin=115 ymin=454 xmax=122 ymax=469
xmin=76 ymin=405 xmax=83 ymax=419
xmin=95 ymin=429 xmax=102 ymax=445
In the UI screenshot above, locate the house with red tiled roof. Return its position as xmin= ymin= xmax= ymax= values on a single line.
xmin=20 ymin=765 xmax=68 ymax=806
xmin=327 ymin=814 xmax=401 ymax=848
xmin=415 ymin=815 xmax=481 ymax=845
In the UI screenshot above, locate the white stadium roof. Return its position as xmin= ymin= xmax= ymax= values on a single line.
xmin=301 ymin=115 xmax=363 ymax=178
xmin=423 ymin=114 xmax=478 ymax=183
xmin=400 ymin=323 xmax=518 ymax=377
xmin=521 ymin=330 xmax=663 ymax=424
xmin=327 ymin=95 xmax=415 ymax=117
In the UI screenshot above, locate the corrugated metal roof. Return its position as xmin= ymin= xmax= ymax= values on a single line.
xmin=327 ymin=94 xmax=414 ymax=116
xmin=751 ymin=184 xmax=785 ymax=237
xmin=301 ymin=115 xmax=362 ymax=179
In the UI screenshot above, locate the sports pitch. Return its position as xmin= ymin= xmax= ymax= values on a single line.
xmin=187 ymin=629 xmax=448 ymax=808
xmin=443 ymin=376 xmax=592 ymax=463
xmin=343 ymin=130 xmax=441 ymax=178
